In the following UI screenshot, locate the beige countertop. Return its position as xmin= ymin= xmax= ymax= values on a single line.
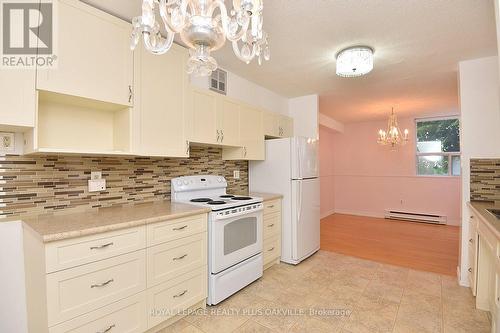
xmin=19 ymin=201 xmax=211 ymax=243
xmin=250 ymin=192 xmax=283 ymax=202
xmin=469 ymin=201 xmax=500 ymax=238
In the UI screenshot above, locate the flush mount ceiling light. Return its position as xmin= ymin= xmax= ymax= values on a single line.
xmin=336 ymin=46 xmax=374 ymax=78
xmin=130 ymin=0 xmax=270 ymax=77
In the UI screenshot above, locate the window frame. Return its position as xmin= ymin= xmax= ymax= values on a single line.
xmin=414 ymin=116 xmax=461 ymax=177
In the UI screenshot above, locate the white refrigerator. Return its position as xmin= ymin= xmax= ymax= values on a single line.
xmin=249 ymin=137 xmax=320 ymax=264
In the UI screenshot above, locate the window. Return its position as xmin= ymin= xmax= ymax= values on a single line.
xmin=416 ymin=117 xmax=461 ymax=176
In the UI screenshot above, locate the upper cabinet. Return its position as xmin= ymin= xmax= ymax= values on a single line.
xmin=263 ymin=111 xmax=294 ymax=138
xmin=216 ymin=96 xmax=240 ymax=146
xmin=36 ymin=0 xmax=134 ymax=106
xmin=0 ymin=69 xmax=36 ymax=130
xmin=187 ymin=88 xmax=240 ymax=147
xmin=188 ymin=88 xmax=218 ymax=145
xmin=223 ymin=105 xmax=264 ymax=160
xmin=133 ymin=43 xmax=189 ymax=157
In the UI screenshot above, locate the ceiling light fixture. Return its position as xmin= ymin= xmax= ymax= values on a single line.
xmin=336 ymin=46 xmax=374 ymax=77
xmin=377 ymin=108 xmax=409 ymax=148
xmin=130 ymin=0 xmax=270 ymax=76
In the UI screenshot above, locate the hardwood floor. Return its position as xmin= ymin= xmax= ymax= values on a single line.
xmin=320 ymin=214 xmax=460 ymax=276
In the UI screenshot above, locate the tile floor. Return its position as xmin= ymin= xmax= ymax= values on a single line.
xmin=156 ymin=251 xmax=491 ymax=333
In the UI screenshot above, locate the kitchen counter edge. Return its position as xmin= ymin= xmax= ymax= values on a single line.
xmin=11 ymin=201 xmax=211 ymax=243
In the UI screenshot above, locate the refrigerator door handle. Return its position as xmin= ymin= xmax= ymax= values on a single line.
xmin=297 ymin=180 xmax=302 ymax=227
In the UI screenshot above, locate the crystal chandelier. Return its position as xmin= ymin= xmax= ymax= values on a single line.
xmin=377 ymin=108 xmax=409 ymax=148
xmin=336 ymin=46 xmax=374 ymax=77
xmin=130 ymin=0 xmax=270 ymax=76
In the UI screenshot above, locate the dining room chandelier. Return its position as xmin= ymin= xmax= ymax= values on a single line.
xmin=130 ymin=0 xmax=270 ymax=76
xmin=377 ymin=108 xmax=409 ymax=148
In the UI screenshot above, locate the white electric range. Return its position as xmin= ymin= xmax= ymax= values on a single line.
xmin=171 ymin=175 xmax=263 ymax=305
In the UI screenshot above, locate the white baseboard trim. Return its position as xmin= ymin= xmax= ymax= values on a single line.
xmin=320 ymin=209 xmax=336 ymax=219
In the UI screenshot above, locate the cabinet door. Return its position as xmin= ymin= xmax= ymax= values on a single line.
xmin=216 ymin=96 xmax=240 ymax=146
xmin=188 ymin=88 xmax=217 ymax=144
xmin=279 ymin=115 xmax=294 ymax=138
xmin=37 ymin=0 xmax=133 ymax=106
xmin=0 ymin=69 xmax=36 ymax=129
xmin=135 ymin=43 xmax=188 ymax=157
xmin=263 ymin=111 xmax=279 ymax=137
xmin=239 ymin=106 xmax=265 ymax=160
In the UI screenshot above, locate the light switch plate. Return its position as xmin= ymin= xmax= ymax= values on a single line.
xmin=233 ymin=170 xmax=240 ymax=179
xmin=88 ymin=179 xmax=106 ymax=192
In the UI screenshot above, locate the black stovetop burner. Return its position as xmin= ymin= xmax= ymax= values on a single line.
xmin=207 ymin=201 xmax=226 ymax=205
xmin=232 ymin=196 xmax=252 ymax=201
xmin=190 ymin=198 xmax=213 ymax=203
xmin=220 ymin=195 xmax=235 ymax=198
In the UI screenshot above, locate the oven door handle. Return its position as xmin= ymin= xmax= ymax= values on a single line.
xmin=214 ymin=207 xmax=263 ymax=220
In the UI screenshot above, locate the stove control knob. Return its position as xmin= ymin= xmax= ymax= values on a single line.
xmin=183 ymin=180 xmax=189 ymax=185
xmin=217 ymin=177 xmax=223 ymax=183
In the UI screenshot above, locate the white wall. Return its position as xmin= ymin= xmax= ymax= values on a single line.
xmin=458 ymin=56 xmax=500 ymax=286
xmin=288 ymin=95 xmax=319 ymax=139
xmin=190 ymin=70 xmax=288 ymax=115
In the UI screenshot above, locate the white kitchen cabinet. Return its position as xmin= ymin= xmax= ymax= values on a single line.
xmin=216 ymin=96 xmax=240 ymax=146
xmin=134 ymin=43 xmax=189 ymax=157
xmin=187 ymin=88 xmax=241 ymax=147
xmin=36 ymin=0 xmax=133 ymax=106
xmin=187 ymin=88 xmax=218 ymax=145
xmin=263 ymin=111 xmax=294 ymax=138
xmin=0 ymin=69 xmax=36 ymax=130
xmin=223 ymin=105 xmax=265 ymax=160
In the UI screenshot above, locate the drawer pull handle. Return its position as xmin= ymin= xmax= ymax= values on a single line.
xmin=268 ymin=224 xmax=275 ymax=227
xmin=97 ymin=324 xmax=115 ymax=333
xmin=173 ymin=254 xmax=188 ymax=261
xmin=173 ymin=289 xmax=188 ymax=298
xmin=268 ymin=205 xmax=275 ymax=208
xmin=469 ymin=238 xmax=473 ymax=243
xmin=91 ymin=279 xmax=114 ymax=289
xmin=268 ymin=247 xmax=275 ymax=252
xmin=90 ymin=242 xmax=114 ymax=250
xmin=468 ymin=268 xmax=472 ymax=273
xmin=173 ymin=225 xmax=188 ymax=231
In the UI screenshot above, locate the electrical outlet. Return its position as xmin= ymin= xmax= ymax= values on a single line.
xmin=233 ymin=170 xmax=240 ymax=179
xmin=0 ymin=132 xmax=15 ymax=152
xmin=88 ymin=179 xmax=106 ymax=192
xmin=90 ymin=171 xmax=102 ymax=180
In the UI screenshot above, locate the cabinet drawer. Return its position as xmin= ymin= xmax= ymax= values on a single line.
xmin=147 ymin=233 xmax=207 ymax=287
xmin=45 ymin=226 xmax=146 ymax=273
xmin=147 ymin=267 xmax=207 ymax=328
xmin=49 ymin=292 xmax=147 ymax=333
xmin=263 ymin=213 xmax=281 ymax=240
xmin=263 ymin=200 xmax=281 ymax=215
xmin=46 ymin=250 xmax=146 ymax=326
xmin=263 ymin=235 xmax=281 ymax=266
xmin=147 ymin=214 xmax=207 ymax=247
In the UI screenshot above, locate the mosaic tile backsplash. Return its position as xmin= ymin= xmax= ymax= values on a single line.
xmin=470 ymin=158 xmax=500 ymax=205
xmin=0 ymin=146 xmax=248 ymax=219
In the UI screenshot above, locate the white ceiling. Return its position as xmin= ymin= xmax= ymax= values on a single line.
xmin=82 ymin=0 xmax=498 ymax=123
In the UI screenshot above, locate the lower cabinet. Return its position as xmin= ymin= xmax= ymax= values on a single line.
xmin=49 ymin=292 xmax=148 ymax=333
xmin=262 ymin=199 xmax=282 ymax=269
xmin=40 ymin=213 xmax=208 ymax=333
xmin=468 ymin=205 xmax=500 ymax=333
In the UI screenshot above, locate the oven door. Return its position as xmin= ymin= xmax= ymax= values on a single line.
xmin=210 ymin=209 xmax=263 ymax=274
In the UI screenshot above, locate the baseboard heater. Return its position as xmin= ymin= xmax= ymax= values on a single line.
xmin=384 ymin=210 xmax=447 ymax=225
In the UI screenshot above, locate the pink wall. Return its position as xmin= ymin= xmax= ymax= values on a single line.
xmin=319 ymin=126 xmax=336 ymax=218
xmin=319 ymin=117 xmax=461 ymax=225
